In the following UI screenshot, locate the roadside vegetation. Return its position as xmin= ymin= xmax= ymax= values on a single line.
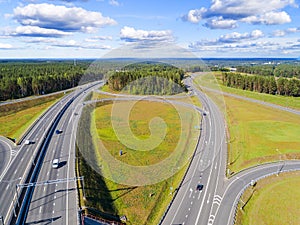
xmin=76 ymin=99 xmax=200 ymax=224
xmin=0 ymin=92 xmax=65 ymax=141
xmin=193 ymin=73 xmax=300 ymax=174
xmin=235 ymin=171 xmax=300 ymax=225
xmin=195 ymin=72 xmax=300 ymax=109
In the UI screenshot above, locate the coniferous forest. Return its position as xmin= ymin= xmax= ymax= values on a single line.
xmin=107 ymin=62 xmax=186 ymax=95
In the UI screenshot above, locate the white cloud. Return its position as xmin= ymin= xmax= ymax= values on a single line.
xmin=0 ymin=43 xmax=13 ymax=49
xmin=272 ymin=27 xmax=300 ymax=36
xmin=13 ymin=3 xmax=117 ymax=33
xmin=183 ymin=8 xmax=207 ymax=23
xmin=218 ymin=30 xmax=264 ymax=43
xmin=109 ymin=0 xmax=120 ymax=6
xmin=189 ymin=29 xmax=264 ymax=49
xmin=204 ymin=17 xmax=237 ymax=29
xmin=10 ymin=26 xmax=71 ymax=37
xmin=120 ymin=26 xmax=173 ymax=43
xmin=182 ymin=0 xmax=297 ymax=28
xmin=241 ymin=11 xmax=291 ymax=25
xmin=85 ymin=36 xmax=113 ymax=42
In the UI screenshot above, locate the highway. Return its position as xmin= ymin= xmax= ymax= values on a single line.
xmin=0 ymin=90 xmax=78 ymax=225
xmin=160 ymin=74 xmax=300 ymax=225
xmin=0 ymin=82 xmax=102 ymax=225
xmin=24 ymin=83 xmax=103 ymax=225
xmin=1 ymin=72 xmax=299 ymax=225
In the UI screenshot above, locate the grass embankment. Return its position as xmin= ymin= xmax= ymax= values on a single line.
xmin=226 ymin=95 xmax=300 ymax=173
xmin=235 ymin=171 xmax=300 ymax=225
xmin=0 ymin=93 xmax=65 ymax=141
xmin=193 ymin=73 xmax=300 ymax=173
xmin=76 ymin=99 xmax=200 ymax=225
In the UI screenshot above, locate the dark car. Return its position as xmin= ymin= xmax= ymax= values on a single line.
xmin=55 ymin=129 xmax=62 ymax=134
xmin=196 ymin=184 xmax=204 ymax=191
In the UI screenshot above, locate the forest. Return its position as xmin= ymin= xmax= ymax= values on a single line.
xmin=107 ymin=62 xmax=186 ymax=95
xmin=0 ymin=60 xmax=106 ymax=101
xmin=222 ymin=72 xmax=300 ymax=97
xmin=236 ymin=64 xmax=300 ymax=79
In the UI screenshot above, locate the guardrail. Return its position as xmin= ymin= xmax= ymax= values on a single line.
xmin=15 ymin=96 xmax=75 ymax=225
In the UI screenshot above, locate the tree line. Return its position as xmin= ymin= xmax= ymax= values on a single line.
xmin=0 ymin=60 xmax=105 ymax=101
xmin=222 ymin=72 xmax=300 ymax=97
xmin=236 ymin=64 xmax=300 ymax=79
xmin=108 ymin=62 xmax=186 ymax=95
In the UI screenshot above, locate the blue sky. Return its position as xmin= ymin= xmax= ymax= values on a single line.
xmin=0 ymin=0 xmax=299 ymax=58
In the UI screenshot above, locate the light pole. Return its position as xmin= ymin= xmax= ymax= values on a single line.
xmin=275 ymin=148 xmax=285 ymax=176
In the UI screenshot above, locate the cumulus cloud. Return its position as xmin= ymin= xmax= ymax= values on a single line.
xmin=85 ymin=36 xmax=113 ymax=42
xmin=0 ymin=43 xmax=13 ymax=49
xmin=10 ymin=26 xmax=71 ymax=37
xmin=272 ymin=27 xmax=300 ymax=37
xmin=182 ymin=0 xmax=297 ymax=28
xmin=120 ymin=26 xmax=174 ymax=43
xmin=13 ymin=3 xmax=117 ymax=33
xmin=189 ymin=29 xmax=264 ymax=48
xmin=109 ymin=0 xmax=120 ymax=6
xmin=204 ymin=17 xmax=237 ymax=29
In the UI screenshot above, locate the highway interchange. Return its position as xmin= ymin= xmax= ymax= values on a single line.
xmin=0 ymin=74 xmax=299 ymax=225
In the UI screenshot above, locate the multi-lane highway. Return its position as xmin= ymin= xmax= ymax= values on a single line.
xmin=0 ymin=90 xmax=78 ymax=225
xmin=0 ymin=82 xmax=102 ymax=225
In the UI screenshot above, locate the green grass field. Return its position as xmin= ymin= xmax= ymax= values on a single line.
xmin=76 ymin=99 xmax=200 ymax=224
xmin=0 ymin=93 xmax=65 ymax=141
xmin=236 ymin=171 xmax=300 ymax=225
xmin=226 ymin=95 xmax=300 ymax=173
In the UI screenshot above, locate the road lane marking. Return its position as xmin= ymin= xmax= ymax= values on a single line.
xmin=189 ymin=188 xmax=193 ymax=198
xmin=44 ymin=187 xmax=46 ymax=192
xmin=198 ymin=192 xmax=202 ymax=200
xmin=39 ymin=207 xmax=42 ymax=213
xmin=207 ymin=193 xmax=211 ymax=204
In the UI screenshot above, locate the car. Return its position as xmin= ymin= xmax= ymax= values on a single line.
xmin=52 ymin=159 xmax=59 ymax=168
xmin=55 ymin=129 xmax=62 ymax=134
xmin=196 ymin=184 xmax=204 ymax=191
xmin=25 ymin=140 xmax=31 ymax=145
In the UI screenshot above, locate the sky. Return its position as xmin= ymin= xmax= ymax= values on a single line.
xmin=0 ymin=0 xmax=300 ymax=58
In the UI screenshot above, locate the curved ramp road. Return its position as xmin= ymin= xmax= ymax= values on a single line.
xmin=160 ymin=75 xmax=300 ymax=225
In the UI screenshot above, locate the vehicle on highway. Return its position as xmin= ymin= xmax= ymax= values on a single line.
xmin=25 ymin=140 xmax=31 ymax=145
xmin=52 ymin=159 xmax=59 ymax=168
xmin=196 ymin=184 xmax=204 ymax=191
xmin=55 ymin=129 xmax=62 ymax=134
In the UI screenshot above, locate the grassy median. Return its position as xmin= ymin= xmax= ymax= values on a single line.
xmin=76 ymin=99 xmax=200 ymax=224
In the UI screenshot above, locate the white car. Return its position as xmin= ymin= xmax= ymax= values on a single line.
xmin=25 ymin=140 xmax=31 ymax=145
xmin=52 ymin=159 xmax=59 ymax=168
